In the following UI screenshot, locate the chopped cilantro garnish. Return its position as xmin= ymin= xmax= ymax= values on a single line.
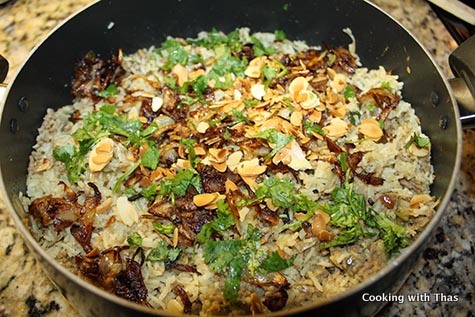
xmin=202 ymin=225 xmax=293 ymax=304
xmin=97 ymin=84 xmax=119 ymax=98
xmin=343 ymin=85 xmax=356 ymax=100
xmin=381 ymin=81 xmax=392 ymax=90
xmin=231 ymin=108 xmax=251 ymax=126
xmin=141 ymin=145 xmax=160 ymax=170
xmin=147 ymin=241 xmax=181 ymax=262
xmin=244 ymin=98 xmax=259 ymax=107
xmin=153 ymin=222 xmax=176 ymax=235
xmin=253 ymin=128 xmax=293 ymax=159
xmin=261 ymin=251 xmax=295 ymax=272
xmin=320 ymin=181 xmax=408 ymax=255
xmin=348 ymin=111 xmax=361 ymax=125
xmin=160 ymin=38 xmax=189 ymax=70
xmin=158 ymin=168 xmax=201 ymax=199
xmin=250 ymin=36 xmax=276 ymax=57
xmin=196 ymin=199 xmax=235 ymax=243
xmin=274 ymin=30 xmax=286 ymax=41
xmin=404 ymin=133 xmax=431 ymax=149
xmin=53 ymin=144 xmax=88 ymax=183
xmin=126 ymin=232 xmax=143 ymax=247
xmin=303 ymin=120 xmax=325 ymax=137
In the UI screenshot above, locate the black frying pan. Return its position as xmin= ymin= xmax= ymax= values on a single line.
xmin=0 ymin=0 xmax=471 ymax=316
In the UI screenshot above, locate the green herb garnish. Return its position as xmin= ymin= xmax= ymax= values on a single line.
xmin=127 ymin=232 xmax=143 ymax=247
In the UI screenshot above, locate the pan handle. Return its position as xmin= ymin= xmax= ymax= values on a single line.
xmin=449 ymin=35 xmax=475 ymax=129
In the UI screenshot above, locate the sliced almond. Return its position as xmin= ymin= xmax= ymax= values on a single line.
xmin=358 ymin=118 xmax=383 ymax=141
xmin=226 ymin=151 xmax=243 ymax=171
xmin=225 ymin=179 xmax=239 ymax=193
xmin=300 ymin=90 xmax=321 ymax=109
xmin=96 ymin=197 xmax=113 ymax=214
xmin=89 ymin=138 xmax=114 ymax=172
xmin=151 ymin=96 xmax=163 ymax=112
xmin=323 ymin=118 xmax=348 ymax=139
xmin=245 ymin=56 xmax=267 ymax=78
xmin=116 ymin=196 xmax=139 ymax=226
xmin=251 ymin=84 xmax=266 ymax=100
xmin=194 ymin=146 xmax=207 ymax=156
xmin=196 ymin=121 xmax=210 ymax=133
xmin=34 ymin=158 xmax=52 ymax=172
xmin=410 ymin=194 xmax=432 ymax=208
xmin=290 ymin=111 xmax=303 ymax=127
xmin=172 ymin=64 xmax=188 ymax=86
xmin=237 ymin=158 xmax=267 ymax=177
xmin=407 ymin=143 xmax=430 ymax=157
xmin=330 ymin=73 xmax=347 ymax=92
xmin=209 ymin=148 xmax=228 ymax=163
xmin=193 ymin=193 xmax=219 ymax=207
xmin=288 ymin=76 xmax=309 ymax=96
xmin=211 ymin=162 xmax=227 ymax=173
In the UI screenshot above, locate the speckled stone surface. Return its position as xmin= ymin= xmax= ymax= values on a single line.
xmin=0 ymin=0 xmax=473 ymax=316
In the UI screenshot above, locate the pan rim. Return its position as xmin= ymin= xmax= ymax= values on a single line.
xmin=0 ymin=0 xmax=463 ymax=316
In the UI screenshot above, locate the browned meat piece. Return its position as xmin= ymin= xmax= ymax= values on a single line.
xmin=356 ymin=172 xmax=384 ymax=186
xmin=329 ymin=46 xmax=358 ymax=74
xmin=263 ymin=289 xmax=288 ymax=312
xmin=348 ymin=151 xmax=364 ymax=170
xmin=257 ymin=207 xmax=280 ymax=226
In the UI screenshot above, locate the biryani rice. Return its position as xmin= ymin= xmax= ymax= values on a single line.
xmin=22 ymin=28 xmax=436 ymax=315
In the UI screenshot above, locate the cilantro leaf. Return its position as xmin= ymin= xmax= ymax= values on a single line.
xmin=303 ymin=120 xmax=325 ymax=137
xmin=158 ymin=169 xmax=201 ymax=198
xmin=127 ymin=232 xmax=143 ymax=247
xmin=343 ymin=85 xmax=356 ymax=100
xmin=147 ymin=241 xmax=181 ymax=262
xmin=274 ymin=30 xmax=286 ymax=41
xmin=231 ymin=108 xmax=251 ymax=126
xmin=253 ymin=128 xmax=293 ymax=160
xmin=196 ymin=200 xmax=235 ymax=243
xmin=53 ymin=144 xmax=87 ymax=183
xmin=261 ymin=251 xmax=295 ymax=272
xmin=141 ymin=145 xmax=160 ymax=170
xmin=250 ymin=36 xmax=276 ymax=56
xmin=160 ymin=38 xmax=188 ymax=70
xmin=97 ymin=84 xmax=119 ymax=98
xmin=153 ymin=222 xmax=175 ymax=235
xmin=404 ymin=133 xmax=431 ymax=149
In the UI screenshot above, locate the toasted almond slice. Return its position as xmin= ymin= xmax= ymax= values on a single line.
xmin=95 ymin=138 xmax=114 ymax=153
xmin=288 ymin=140 xmax=313 ymax=171
xmin=116 ymin=196 xmax=139 ymax=226
xmin=172 ymin=64 xmax=188 ymax=86
xmin=226 ymin=151 xmax=243 ymax=171
xmin=209 ymin=148 xmax=228 ymax=163
xmin=92 ymin=153 xmax=112 ymax=164
xmin=211 ymin=161 xmax=227 ymax=173
xmin=176 ymin=159 xmax=191 ymax=169
xmin=410 ymin=194 xmax=432 ymax=208
xmin=96 ymin=197 xmax=113 ymax=214
xmin=245 ymin=56 xmax=267 ymax=78
xmin=358 ymin=118 xmax=383 ymax=141
xmin=241 ymin=175 xmax=257 ymax=187
xmin=188 ymin=69 xmax=205 ymax=80
xmin=193 ymin=193 xmax=219 ymax=207
xmin=407 ymin=143 xmax=430 ymax=157
xmin=251 ymin=84 xmax=266 ymax=100
xmin=225 ymin=179 xmax=239 ymax=193
xmin=265 ymin=198 xmax=278 ymax=212
xmin=330 ymin=73 xmax=347 ymax=92
xmin=194 ymin=146 xmax=206 ymax=156
xmin=89 ymin=138 xmax=114 ymax=172
xmin=290 ymin=111 xmax=303 ymax=126
xmin=172 ymin=227 xmax=179 ymax=248
xmin=300 ymin=90 xmax=321 ymax=109
xmin=323 ymin=118 xmax=348 ymax=139
xmin=204 ymin=194 xmax=227 ymax=210
xmin=237 ymin=158 xmax=267 ymax=177
xmin=196 ymin=121 xmax=210 ymax=133
xmin=308 ymin=110 xmax=322 ymax=123
xmin=152 ymin=96 xmax=163 ymax=112
xmin=288 ymin=76 xmax=309 ymax=96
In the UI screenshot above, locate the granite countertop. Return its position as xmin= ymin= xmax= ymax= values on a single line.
xmin=0 ymin=0 xmax=473 ymax=316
